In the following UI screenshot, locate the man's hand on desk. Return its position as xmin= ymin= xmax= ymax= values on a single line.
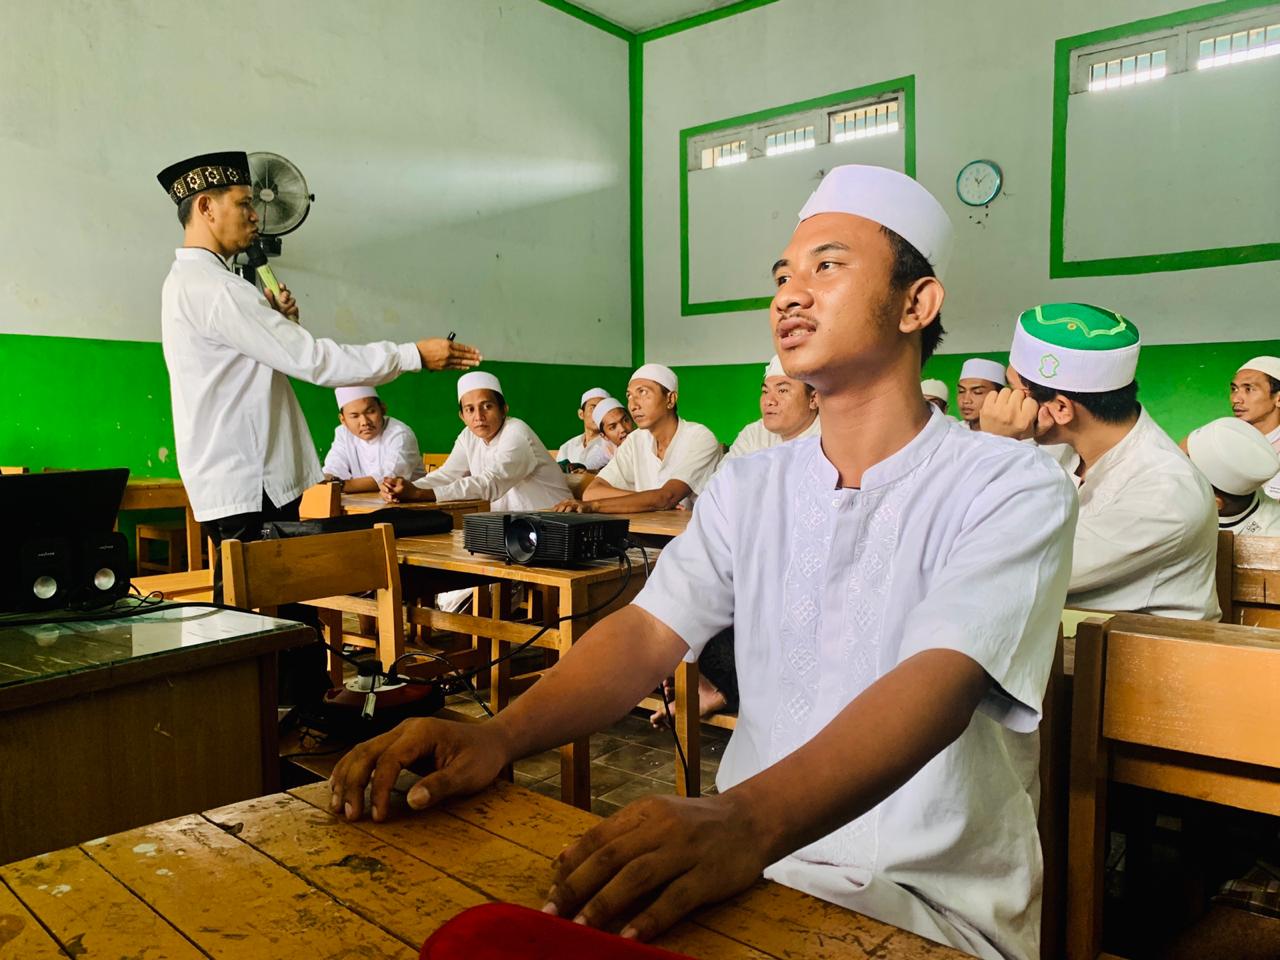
xmin=379 ymin=476 xmax=432 ymax=503
xmin=544 ymin=792 xmax=768 ymax=941
xmin=550 ymin=499 xmax=598 ymax=514
xmin=328 ymin=717 xmax=513 ymax=823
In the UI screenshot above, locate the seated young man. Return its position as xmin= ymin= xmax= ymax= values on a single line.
xmin=322 ymin=386 xmax=424 ymax=493
xmin=723 ymin=354 xmax=820 ymax=460
xmin=556 ymin=387 xmax=613 ymax=473
xmin=1231 ymin=356 xmax=1280 ymax=499
xmin=955 ymin=358 xmax=1005 ymax=432
xmin=331 ymin=165 xmax=1078 ymax=960
xmin=590 ymin=397 xmax=634 ymax=464
xmin=921 ymin=378 xmax=949 ymax=414
xmin=981 ymin=303 xmax=1220 ymax=620
xmin=380 ymin=371 xmax=569 ymax=511
xmin=1184 ymin=416 xmax=1280 ymax=536
xmin=552 ymin=363 xmax=722 ymax=513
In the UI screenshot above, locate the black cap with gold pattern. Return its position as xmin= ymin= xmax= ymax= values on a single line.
xmin=156 ymin=151 xmax=251 ymax=205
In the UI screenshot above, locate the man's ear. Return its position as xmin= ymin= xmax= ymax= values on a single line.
xmin=898 ymin=276 xmax=945 ymax=336
xmin=458 ymin=408 xmax=467 ymax=424
xmin=1043 ymin=394 xmax=1075 ymax=427
xmin=578 ymin=408 xmax=586 ymax=423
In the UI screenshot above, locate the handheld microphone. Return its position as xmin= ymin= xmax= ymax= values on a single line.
xmin=245 ymin=240 xmax=284 ymax=302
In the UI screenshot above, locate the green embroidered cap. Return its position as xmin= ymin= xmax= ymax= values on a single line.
xmin=1008 ymin=302 xmax=1141 ymax=393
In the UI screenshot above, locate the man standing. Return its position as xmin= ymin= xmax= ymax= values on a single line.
xmin=982 ymin=303 xmax=1219 ymax=620
xmin=330 ymin=165 xmax=1077 ymax=960
xmin=723 ymin=355 xmax=820 ymax=460
xmin=955 ymin=358 xmax=1006 ymax=431
xmin=157 ymin=151 xmax=480 ymax=596
xmin=1231 ymin=356 xmax=1280 ymax=499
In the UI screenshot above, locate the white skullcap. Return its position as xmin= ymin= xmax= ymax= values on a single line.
xmin=592 ymin=397 xmax=625 ymax=429
xmin=1187 ymin=416 xmax=1280 ymax=496
xmin=921 ymin=379 xmax=949 ymax=404
xmin=764 ymin=355 xmax=786 ymax=380
xmin=959 ymin=358 xmax=1007 ymax=386
xmin=335 ymin=386 xmax=379 ymax=409
xmin=798 ymin=164 xmax=954 ymax=280
xmin=580 ymin=387 xmax=611 ymax=406
xmin=630 ymin=363 xmax=678 ymax=393
xmin=457 ymin=371 xmax=503 ymax=401
xmin=1238 ymin=357 xmax=1280 ymax=383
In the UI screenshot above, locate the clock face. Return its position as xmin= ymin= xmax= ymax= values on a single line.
xmin=956 ymin=160 xmax=1002 ymax=207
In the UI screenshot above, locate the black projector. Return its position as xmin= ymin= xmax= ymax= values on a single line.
xmin=463 ymin=512 xmax=630 ymax=566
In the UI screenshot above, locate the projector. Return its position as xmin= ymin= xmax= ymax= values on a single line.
xmin=463 ymin=513 xmax=630 ymax=566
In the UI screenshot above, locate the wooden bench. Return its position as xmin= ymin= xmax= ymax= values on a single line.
xmin=1227 ymin=533 xmax=1280 ymax=629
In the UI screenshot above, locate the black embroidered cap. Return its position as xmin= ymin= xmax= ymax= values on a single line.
xmin=156 ymin=151 xmax=251 ymax=205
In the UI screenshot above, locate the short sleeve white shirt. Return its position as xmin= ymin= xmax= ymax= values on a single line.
xmin=724 ymin=416 xmax=821 ymax=461
xmin=596 ymin=419 xmax=723 ymax=508
xmin=557 ymin=434 xmax=611 ymax=472
xmin=633 ymin=412 xmax=1078 ymax=960
xmin=413 ymin=417 xmax=570 ymax=511
xmin=322 ymin=417 xmax=425 ymax=483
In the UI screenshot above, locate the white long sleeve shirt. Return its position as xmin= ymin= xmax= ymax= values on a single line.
xmin=633 ymin=412 xmax=1078 ymax=960
xmin=1263 ymin=424 xmax=1280 ymax=500
xmin=556 ymin=433 xmax=611 ymax=472
xmin=161 ymin=248 xmax=422 ymax=521
xmin=322 ymin=417 xmax=425 ymax=484
xmin=414 ymin=417 xmax=570 ymax=511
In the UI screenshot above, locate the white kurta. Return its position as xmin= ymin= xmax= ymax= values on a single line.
xmin=556 ymin=434 xmax=611 ymax=472
xmin=724 ymin=415 xmax=821 ymax=461
xmin=1263 ymin=424 xmax=1280 ymax=500
xmin=1062 ymin=409 xmax=1220 ymax=620
xmin=595 ymin=419 xmax=723 ymax=508
xmin=413 ymin=417 xmax=570 ymax=511
xmin=161 ymin=248 xmax=422 ymax=521
xmin=322 ymin=417 xmax=425 ymax=483
xmin=633 ymin=412 xmax=1077 ymax=960
xmin=1220 ymin=493 xmax=1280 ymax=536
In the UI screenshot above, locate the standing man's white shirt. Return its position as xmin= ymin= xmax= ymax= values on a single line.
xmin=1063 ymin=409 xmax=1220 ymax=619
xmin=162 ymin=249 xmax=422 ymax=521
xmin=596 ymin=419 xmax=723 ymax=508
xmin=414 ymin=417 xmax=570 ymax=511
xmin=323 ymin=417 xmax=425 ymax=484
xmin=633 ymin=412 xmax=1077 ymax=960
xmin=724 ymin=416 xmax=820 ymax=461
xmin=557 ymin=434 xmax=611 ymax=472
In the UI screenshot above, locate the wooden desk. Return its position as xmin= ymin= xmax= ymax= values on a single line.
xmin=0 ymin=606 xmax=312 ymax=864
xmin=396 ymin=531 xmax=652 ymax=809
xmin=616 ymin=509 xmax=691 ymax=540
xmin=119 ymin=477 xmax=203 ymax=572
xmin=303 ymin=491 xmax=488 ymax=529
xmin=0 ymin=779 xmax=969 ymax=959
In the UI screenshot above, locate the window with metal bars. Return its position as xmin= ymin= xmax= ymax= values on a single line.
xmin=764 ymin=125 xmax=815 ymax=156
xmin=1197 ymin=21 xmax=1280 ymax=68
xmin=1088 ymin=49 xmax=1167 ymax=91
xmin=699 ymin=140 xmax=747 ymax=169
xmin=830 ymin=101 xmax=899 ymax=141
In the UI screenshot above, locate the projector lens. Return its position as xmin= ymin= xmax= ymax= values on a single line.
xmin=504 ymin=518 xmax=539 ymax=564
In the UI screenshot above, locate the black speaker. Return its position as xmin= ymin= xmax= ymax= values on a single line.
xmin=77 ymin=532 xmax=131 ymax=605
xmin=18 ymin=537 xmax=74 ymax=611
xmin=10 ymin=532 xmax=131 ymax=612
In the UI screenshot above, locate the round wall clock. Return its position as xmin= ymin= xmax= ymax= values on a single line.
xmin=956 ymin=159 xmax=1002 ymax=207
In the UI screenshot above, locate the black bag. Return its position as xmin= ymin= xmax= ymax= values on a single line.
xmin=259 ymin=506 xmax=453 ymax=541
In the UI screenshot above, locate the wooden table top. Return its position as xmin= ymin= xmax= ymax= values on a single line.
xmin=119 ymin=477 xmax=189 ymax=511
xmin=0 ymin=778 xmax=967 ymax=959
xmin=340 ymin=493 xmax=489 ymax=516
xmin=615 ymin=509 xmax=690 ymax=539
xmin=396 ymin=529 xmax=654 ymax=588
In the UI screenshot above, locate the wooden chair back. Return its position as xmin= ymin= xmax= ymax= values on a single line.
xmin=1039 ymin=629 xmax=1069 ymax=960
xmin=0 ymin=466 xmax=29 ymax=475
xmin=221 ymin=523 xmax=404 ymax=678
xmin=299 ymin=481 xmax=342 ymax=519
xmin=1231 ymin=534 xmax=1280 ymax=628
xmin=1215 ymin=529 xmax=1234 ymax=622
xmin=1066 ymin=613 xmax=1280 ymax=959
xmin=422 ymin=452 xmax=450 ymax=473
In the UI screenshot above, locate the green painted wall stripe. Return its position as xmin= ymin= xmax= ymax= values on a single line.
xmin=636 ymin=0 xmax=781 ymax=42
xmin=535 ymin=0 xmax=632 ymax=40
xmin=629 ymin=36 xmax=645 ymax=367
xmin=679 ymin=75 xmax=916 ymax=316
xmin=1050 ymin=0 xmax=1280 ymax=279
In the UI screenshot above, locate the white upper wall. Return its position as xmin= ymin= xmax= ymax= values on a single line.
xmin=0 ymin=0 xmax=631 ymax=365
xmin=642 ymin=0 xmax=1280 ymax=365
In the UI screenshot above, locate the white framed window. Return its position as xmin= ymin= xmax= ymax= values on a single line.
xmin=689 ymin=91 xmax=903 ymax=172
xmin=1072 ymin=3 xmax=1280 ymax=94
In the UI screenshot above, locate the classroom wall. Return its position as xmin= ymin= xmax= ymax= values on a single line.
xmin=0 ymin=0 xmax=631 ymax=473
xmin=643 ymin=0 xmax=1280 ymax=440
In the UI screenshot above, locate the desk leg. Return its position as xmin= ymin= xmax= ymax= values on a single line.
xmin=489 ymin=585 xmax=514 ymax=784
xmin=674 ymin=661 xmax=701 ymax=798
xmin=185 ymin=506 xmax=204 ymax=571
xmin=558 ymin=581 xmax=591 ymax=810
xmin=258 ymin=652 xmax=281 ymax=794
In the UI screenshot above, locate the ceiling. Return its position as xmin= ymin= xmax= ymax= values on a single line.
xmin=569 ymin=0 xmax=749 ymax=34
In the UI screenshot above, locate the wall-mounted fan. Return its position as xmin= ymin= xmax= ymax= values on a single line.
xmin=248 ymin=151 xmax=313 ymax=256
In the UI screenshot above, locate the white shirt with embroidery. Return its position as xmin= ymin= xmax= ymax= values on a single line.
xmin=1264 ymin=424 xmax=1280 ymax=500
xmin=595 ymin=419 xmax=723 ymax=508
xmin=322 ymin=417 xmax=425 ymax=483
xmin=1062 ymin=409 xmax=1220 ymax=620
xmin=556 ymin=433 xmax=611 ymax=472
xmin=413 ymin=417 xmax=570 ymax=511
xmin=161 ymin=248 xmax=422 ymax=521
xmin=724 ymin=415 xmax=821 ymax=461
xmin=1220 ymin=492 xmax=1280 ymax=536
xmin=633 ymin=412 xmax=1077 ymax=960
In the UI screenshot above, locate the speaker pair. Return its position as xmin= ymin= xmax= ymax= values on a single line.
xmin=15 ymin=532 xmax=131 ymax=612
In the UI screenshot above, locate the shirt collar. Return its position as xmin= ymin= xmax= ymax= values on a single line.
xmin=174 ymin=247 xmax=232 ymax=271
xmin=810 ymin=406 xmax=951 ymax=491
xmin=1220 ymin=492 xmax=1260 ymax=528
xmin=1267 ymin=423 xmax=1280 ymax=444
xmin=1082 ymin=407 xmax=1150 ymax=482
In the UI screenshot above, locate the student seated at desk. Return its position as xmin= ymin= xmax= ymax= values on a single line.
xmin=331 ymin=165 xmax=1078 ymax=960
xmin=556 ymin=388 xmax=613 ymax=473
xmin=322 ymin=386 xmax=424 ymax=493
xmin=380 ymin=372 xmax=569 ymax=510
xmin=590 ymin=397 xmax=634 ymax=465
xmin=955 ymin=358 xmax=1005 ymax=432
xmin=551 ymin=363 xmax=722 ymax=514
xmin=982 ymin=303 xmax=1220 ymax=620
xmin=722 ymin=354 xmax=820 ymax=461
xmin=1184 ymin=416 xmax=1280 ymax=536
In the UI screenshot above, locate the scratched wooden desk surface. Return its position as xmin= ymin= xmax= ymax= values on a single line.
xmin=0 ymin=778 xmax=968 ymax=959
xmin=614 ymin=509 xmax=691 ymax=540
